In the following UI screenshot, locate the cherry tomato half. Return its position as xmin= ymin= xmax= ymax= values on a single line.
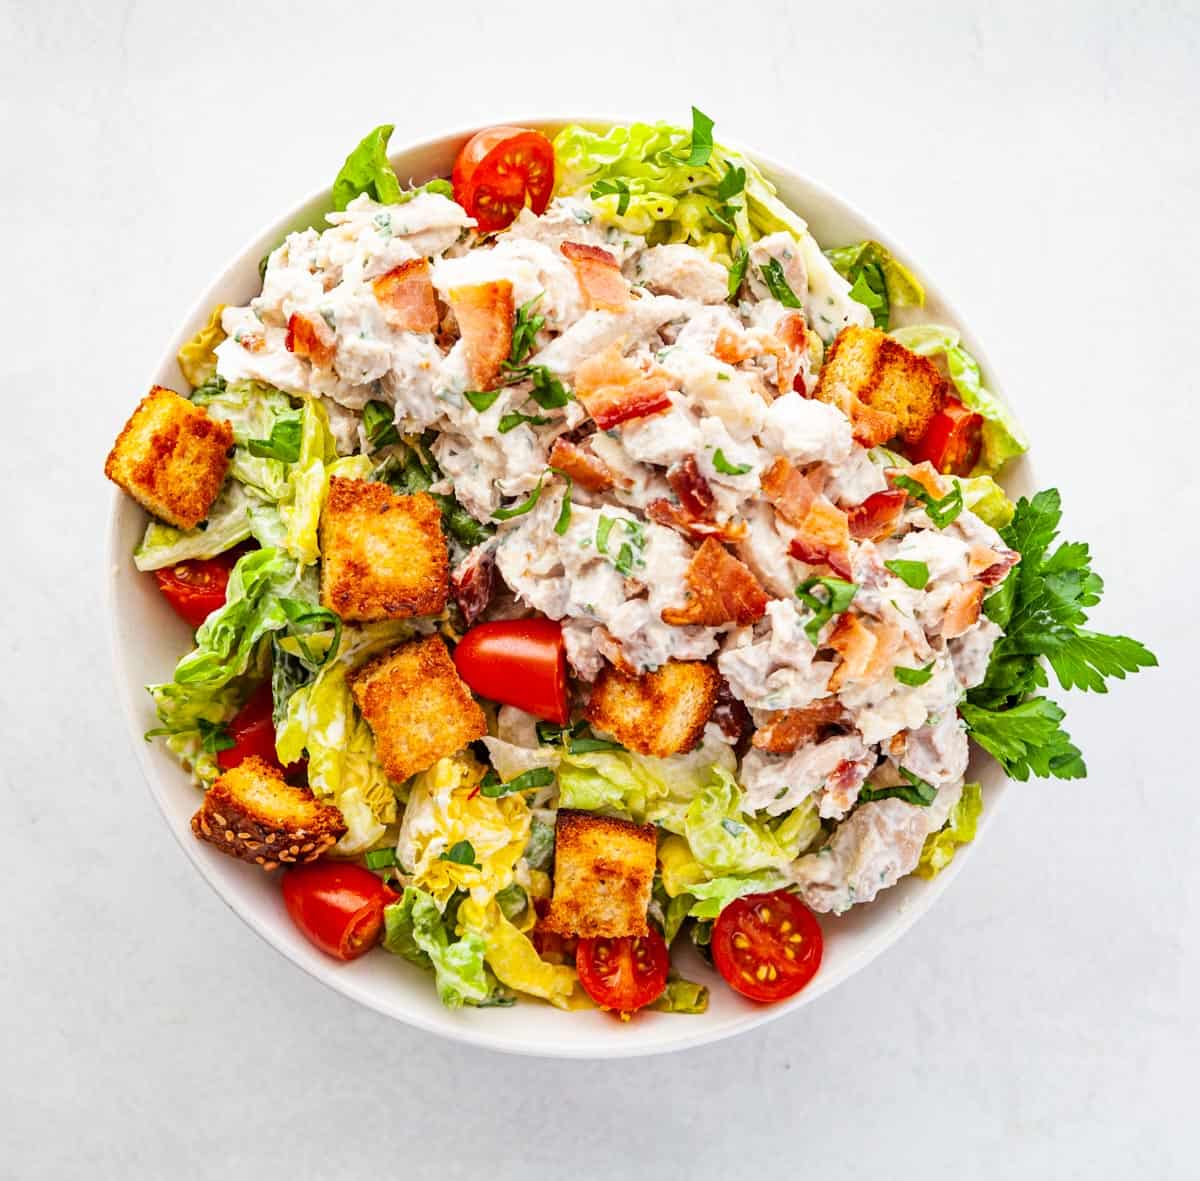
xmin=906 ymin=397 xmax=983 ymax=476
xmin=712 ymin=890 xmax=823 ymax=1003
xmin=153 ymin=551 xmax=241 ymax=628
xmin=576 ymin=929 xmax=670 ymax=1015
xmin=452 ymin=618 xmax=569 ymax=724
xmin=282 ymin=861 xmax=397 ymax=962
xmin=452 ymin=126 xmax=555 ymax=233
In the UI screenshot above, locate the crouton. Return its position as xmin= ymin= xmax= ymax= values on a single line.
xmin=319 ymin=478 xmax=448 ymax=622
xmin=104 ymin=386 xmax=233 ymax=529
xmin=815 ymin=325 xmax=946 ymax=445
xmin=585 ymin=660 xmax=719 ymax=758
xmin=191 ymin=756 xmax=346 ymax=869
xmin=542 ymin=810 xmax=657 ymax=939
xmin=350 ymin=634 xmax=486 ymax=783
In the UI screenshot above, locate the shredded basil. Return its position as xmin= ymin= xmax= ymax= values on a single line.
xmin=491 ymin=474 xmax=545 ymax=520
xmin=439 ymin=839 xmax=479 ymax=866
xmin=759 ymin=257 xmax=804 ymax=308
xmin=480 ymin=767 xmax=555 ymax=797
xmin=727 ymin=247 xmax=749 ymax=302
xmin=685 ymin=106 xmax=715 ymax=166
xmin=859 ymin=767 xmax=937 ymax=806
xmin=884 ymin=559 xmax=930 ymax=589
xmin=464 ymin=388 xmax=502 ymax=412
xmin=795 ymin=576 xmax=858 ymax=644
xmin=246 ymin=414 xmax=303 ymax=463
xmin=893 ymin=475 xmax=964 ymax=528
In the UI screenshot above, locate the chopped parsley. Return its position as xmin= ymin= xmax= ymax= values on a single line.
xmin=464 ymin=388 xmax=502 ymax=412
xmin=759 ymin=257 xmax=803 ymax=308
xmin=894 ymin=662 xmax=935 ymax=687
xmin=552 ymin=469 xmax=573 ymax=535
xmin=491 ymin=473 xmax=545 ymax=520
xmin=596 ymin=514 xmax=646 ymax=576
xmin=480 ymin=767 xmax=555 ymax=798
xmin=590 ymin=177 xmax=631 ymax=216
xmin=884 ymin=558 xmax=930 ymax=589
xmin=713 ymin=449 xmax=752 ymax=476
xmin=795 ymin=576 xmax=858 ymax=644
xmin=362 ymin=399 xmax=400 ymax=451
xmin=893 ymin=474 xmax=964 ymax=528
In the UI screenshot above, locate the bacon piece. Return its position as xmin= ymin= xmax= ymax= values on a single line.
xmin=575 ymin=339 xmax=673 ymax=430
xmin=763 ymin=458 xmax=852 ymax=577
xmin=943 ymin=580 xmax=985 ymax=638
xmin=847 ymin=489 xmax=907 ymax=541
xmin=237 ymin=332 xmax=266 ymax=354
xmin=661 ymin=538 xmax=767 ymax=628
xmin=448 ymin=280 xmax=514 ymax=390
xmin=888 ymin=460 xmax=947 ymax=501
xmin=714 ymin=326 xmax=754 ymax=365
xmin=372 ymin=258 xmax=438 ymax=333
xmin=712 ymin=677 xmax=751 ymax=744
xmin=451 ymin=545 xmax=496 ymax=627
xmin=561 ymin=241 xmax=629 ymax=312
xmin=751 ymin=698 xmax=848 ymax=753
xmin=646 ymin=499 xmax=748 ymax=543
xmin=668 ymin=456 xmax=715 ymax=518
xmin=285 ymin=313 xmax=335 ymax=368
xmin=826 ymin=614 xmax=901 ymax=691
xmin=761 ymin=457 xmax=818 ymax=526
xmin=970 ymin=544 xmax=1020 ymax=587
xmin=547 ymin=437 xmax=616 ymax=492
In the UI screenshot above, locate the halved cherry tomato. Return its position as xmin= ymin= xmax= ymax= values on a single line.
xmin=906 ymin=397 xmax=983 ymax=476
xmin=216 ymin=682 xmax=308 ymax=782
xmin=153 ymin=551 xmax=240 ymax=628
xmin=282 ymin=861 xmax=398 ymax=962
xmin=452 ymin=126 xmax=555 ymax=233
xmin=576 ymin=929 xmax=670 ymax=1015
xmin=712 ymin=890 xmax=822 ymax=1003
xmin=452 ymin=618 xmax=569 ymax=724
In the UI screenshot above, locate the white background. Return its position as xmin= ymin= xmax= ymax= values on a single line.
xmin=2 ymin=0 xmax=1196 ymax=1176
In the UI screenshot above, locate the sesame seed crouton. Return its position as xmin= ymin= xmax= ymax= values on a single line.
xmin=815 ymin=325 xmax=946 ymax=446
xmin=191 ymin=756 xmax=346 ymax=870
xmin=585 ymin=660 xmax=719 ymax=758
xmin=319 ymin=478 xmax=448 ymax=622
xmin=542 ymin=810 xmax=657 ymax=939
xmin=104 ymin=386 xmax=233 ymax=529
xmin=350 ymin=634 xmax=486 ymax=783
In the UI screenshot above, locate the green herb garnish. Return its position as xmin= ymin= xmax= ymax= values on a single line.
xmin=364 ymin=848 xmax=397 ymax=869
xmin=464 ymin=388 xmax=502 ymax=412
xmin=197 ymin=718 xmax=235 ymax=755
xmin=759 ymin=257 xmax=803 ymax=308
xmin=439 ymin=840 xmax=479 ymax=866
xmin=591 ymin=177 xmax=631 ymax=216
xmin=893 ymin=474 xmax=964 ymax=528
xmin=498 ymin=411 xmax=552 ymax=434
xmin=480 ymin=767 xmax=556 ymax=798
xmin=246 ymin=414 xmax=302 ymax=463
xmin=552 ymin=470 xmax=573 ymax=536
xmin=363 ymin=400 xmax=400 ymax=451
xmin=894 ymin=662 xmax=935 ymax=687
xmin=727 ymin=247 xmax=749 ymax=302
xmin=713 ymin=449 xmax=752 ymax=476
xmin=794 ymin=576 xmax=858 ymax=644
xmin=884 ymin=559 xmax=930 ymax=589
xmin=859 ymin=767 xmax=937 ymax=806
xmin=685 ymin=106 xmax=715 ymax=166
xmin=491 ymin=474 xmax=545 ymax=521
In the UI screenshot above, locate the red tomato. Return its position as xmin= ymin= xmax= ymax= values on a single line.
xmin=153 ymin=551 xmax=240 ymax=628
xmin=576 ymin=929 xmax=670 ymax=1014
xmin=217 ymin=683 xmax=307 ymax=781
xmin=712 ymin=890 xmax=823 ymax=1003
xmin=906 ymin=398 xmax=983 ymax=476
xmin=452 ymin=618 xmax=569 ymax=724
xmin=452 ymin=126 xmax=555 ymax=233
xmin=282 ymin=861 xmax=397 ymax=961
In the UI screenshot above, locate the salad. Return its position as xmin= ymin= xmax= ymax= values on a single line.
xmin=105 ymin=112 xmax=1155 ymax=1017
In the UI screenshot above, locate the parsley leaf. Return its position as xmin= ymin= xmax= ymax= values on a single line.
xmin=685 ymin=106 xmax=715 ymax=166
xmin=795 ymin=576 xmax=858 ymax=644
xmin=508 ymin=295 xmax=545 ymax=366
xmin=717 ymin=163 xmax=746 ymax=201
xmin=727 ymin=247 xmax=749 ymax=302
xmin=884 ymin=558 xmax=930 ymax=589
xmin=893 ymin=474 xmax=964 ymax=528
xmin=758 ymin=257 xmax=803 ymax=308
xmin=491 ymin=474 xmax=546 ymax=521
xmin=846 ymin=263 xmax=890 ymax=329
xmin=713 ymin=448 xmax=752 ymax=476
xmin=551 ymin=469 xmax=573 ymax=536
xmin=362 ymin=400 xmax=400 ymax=451
xmin=961 ymin=488 xmax=1156 ymax=781
xmin=591 ymin=177 xmax=631 ymax=216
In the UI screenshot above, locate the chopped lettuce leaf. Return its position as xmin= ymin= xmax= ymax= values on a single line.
xmin=332 ymin=124 xmax=403 ymax=212
xmin=458 ymin=896 xmax=583 ymax=1010
xmin=396 ymin=753 xmax=530 ymax=906
xmin=686 ymin=870 xmax=786 ymax=919
xmin=145 ymin=679 xmax=244 ymax=786
xmin=955 ymin=473 xmax=1016 ymax=529
xmin=825 ymin=240 xmax=924 ymax=329
xmin=192 ymin=379 xmax=297 ymax=501
xmin=890 ymin=325 xmax=1028 ymax=474
xmin=383 ymin=887 xmax=491 ymax=1008
xmin=648 ymin=976 xmax=709 ymax=1014
xmin=133 ymin=480 xmax=255 ymax=572
xmin=177 ymin=304 xmax=226 ymax=389
xmin=276 ymin=621 xmax=411 ymax=853
xmin=657 ymin=834 xmax=708 ymax=897
xmin=915 ymin=783 xmax=983 ymax=879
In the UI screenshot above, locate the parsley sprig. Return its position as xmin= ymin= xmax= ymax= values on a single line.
xmin=893 ymin=474 xmax=964 ymax=528
xmin=960 ymin=489 xmax=1156 ymax=780
xmin=463 ymin=294 xmax=573 ymax=413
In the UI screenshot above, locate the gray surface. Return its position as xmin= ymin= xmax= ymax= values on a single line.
xmin=2 ymin=0 xmax=1195 ymax=1176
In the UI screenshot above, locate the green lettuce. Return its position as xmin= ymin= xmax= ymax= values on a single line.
xmin=648 ymin=976 xmax=709 ymax=1014
xmin=890 ymin=325 xmax=1028 ymax=474
xmin=146 ymin=679 xmax=244 ymax=786
xmin=955 ymin=473 xmax=1016 ymax=529
xmin=382 ymin=887 xmax=491 ymax=1008
xmin=177 ymin=304 xmax=226 ymax=389
xmin=915 ymin=783 xmax=983 ymax=879
xmin=133 ymin=480 xmax=256 ymax=572
xmin=192 ymin=378 xmax=297 ymax=501
xmin=684 ymin=768 xmax=821 ymax=876
xmin=685 ymin=870 xmax=787 ymax=919
xmin=825 ymin=240 xmax=924 ymax=330
xmin=332 ymin=124 xmax=403 ymax=211
xmin=275 ymin=621 xmax=412 ymax=852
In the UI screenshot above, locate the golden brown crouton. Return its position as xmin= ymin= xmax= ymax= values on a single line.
xmin=815 ymin=325 xmax=946 ymax=446
xmin=585 ymin=660 xmax=719 ymax=758
xmin=191 ymin=756 xmax=346 ymax=870
xmin=319 ymin=478 xmax=449 ymax=622
xmin=542 ymin=810 xmax=657 ymax=939
xmin=350 ymin=634 xmax=486 ymax=783
xmin=104 ymin=386 xmax=233 ymax=528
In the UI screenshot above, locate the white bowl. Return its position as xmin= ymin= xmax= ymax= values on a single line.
xmin=107 ymin=117 xmax=1029 ymax=1058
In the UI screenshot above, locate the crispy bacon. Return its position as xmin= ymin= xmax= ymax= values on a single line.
xmin=787 ymin=500 xmax=852 ymax=578
xmin=714 ymin=326 xmax=754 ymax=365
xmin=547 ymin=437 xmax=616 ymax=492
xmin=751 ymin=698 xmax=848 ymax=754
xmin=646 ymin=499 xmax=748 ymax=543
xmin=826 ymin=614 xmax=901 ymax=691
xmin=237 ymin=332 xmax=266 ymax=354
xmin=970 ymin=544 xmax=1020 ymax=587
xmin=285 ymin=313 xmax=335 ymax=368
xmin=661 ymin=538 xmax=767 ymax=628
xmin=712 ymin=677 xmax=751 ymax=744
xmin=943 ymin=580 xmax=985 ymax=638
xmin=668 ymin=456 xmax=715 ymax=518
xmin=761 ymin=457 xmax=818 ymax=525
xmin=575 ymin=339 xmax=673 ymax=430
xmin=372 ymin=258 xmax=438 ymax=333
xmin=847 ymin=489 xmax=907 ymax=541
xmin=561 ymin=241 xmax=629 ymax=312
xmin=888 ymin=460 xmax=947 ymax=501
xmin=451 ymin=545 xmax=496 ymax=627
xmin=448 ymin=280 xmax=514 ymax=390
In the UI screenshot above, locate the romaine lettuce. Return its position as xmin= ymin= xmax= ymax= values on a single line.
xmin=382 ymin=887 xmax=491 ymax=1008
xmin=955 ymin=474 xmax=1016 ymax=529
xmin=177 ymin=304 xmax=226 ymax=389
xmin=192 ymin=379 xmax=297 ymax=501
xmin=133 ymin=480 xmax=256 ymax=572
xmin=825 ymin=240 xmax=924 ymax=330
xmin=914 ymin=783 xmax=983 ymax=879
xmin=685 ymin=870 xmax=787 ymax=919
xmin=890 ymin=325 xmax=1028 ymax=474
xmin=648 ymin=976 xmax=709 ymax=1014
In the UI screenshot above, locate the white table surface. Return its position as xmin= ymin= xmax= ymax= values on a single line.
xmin=2 ymin=0 xmax=1195 ymax=1176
